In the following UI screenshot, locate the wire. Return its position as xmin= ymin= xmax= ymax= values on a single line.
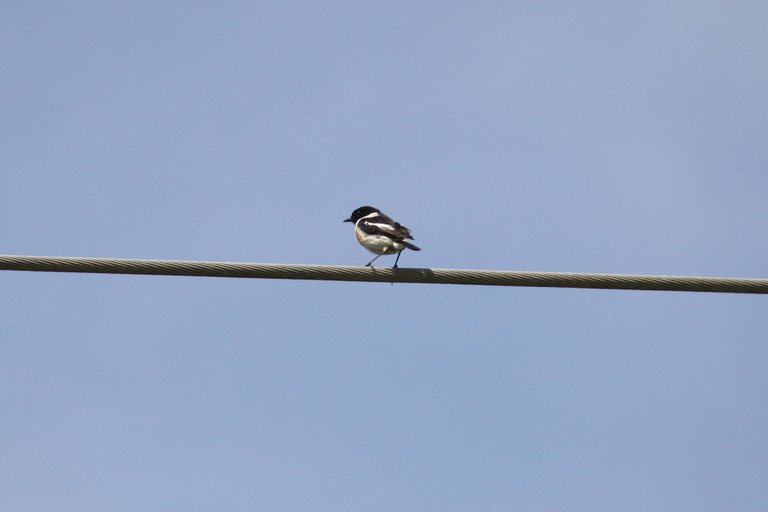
xmin=1 ymin=254 xmax=766 ymax=294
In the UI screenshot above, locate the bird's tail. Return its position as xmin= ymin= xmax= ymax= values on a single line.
xmin=399 ymin=240 xmax=421 ymax=251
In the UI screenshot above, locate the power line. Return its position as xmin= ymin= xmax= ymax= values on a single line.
xmin=1 ymin=254 xmax=766 ymax=294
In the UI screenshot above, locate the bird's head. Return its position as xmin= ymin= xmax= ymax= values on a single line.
xmin=343 ymin=205 xmax=380 ymax=223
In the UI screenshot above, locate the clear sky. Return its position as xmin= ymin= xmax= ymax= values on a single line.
xmin=2 ymin=2 xmax=767 ymax=510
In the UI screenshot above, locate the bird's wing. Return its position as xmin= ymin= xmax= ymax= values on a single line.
xmin=359 ymin=216 xmax=414 ymax=240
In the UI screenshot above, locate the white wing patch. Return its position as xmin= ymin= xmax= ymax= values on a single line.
xmin=366 ymin=222 xmax=400 ymax=236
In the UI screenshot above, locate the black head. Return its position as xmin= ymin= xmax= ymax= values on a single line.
xmin=343 ymin=205 xmax=380 ymax=223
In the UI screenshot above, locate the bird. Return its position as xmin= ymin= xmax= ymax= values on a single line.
xmin=343 ymin=206 xmax=421 ymax=268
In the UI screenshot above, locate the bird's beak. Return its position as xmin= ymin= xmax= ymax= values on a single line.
xmin=343 ymin=218 xmax=353 ymax=223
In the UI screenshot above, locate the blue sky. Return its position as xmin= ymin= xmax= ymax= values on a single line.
xmin=2 ymin=2 xmax=767 ymax=510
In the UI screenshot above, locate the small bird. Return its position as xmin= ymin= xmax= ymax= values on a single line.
xmin=343 ymin=206 xmax=421 ymax=268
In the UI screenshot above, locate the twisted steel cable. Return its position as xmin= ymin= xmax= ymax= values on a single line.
xmin=1 ymin=254 xmax=766 ymax=294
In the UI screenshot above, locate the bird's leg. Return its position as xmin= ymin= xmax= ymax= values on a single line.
xmin=392 ymin=250 xmax=403 ymax=269
xmin=365 ymin=253 xmax=384 ymax=268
